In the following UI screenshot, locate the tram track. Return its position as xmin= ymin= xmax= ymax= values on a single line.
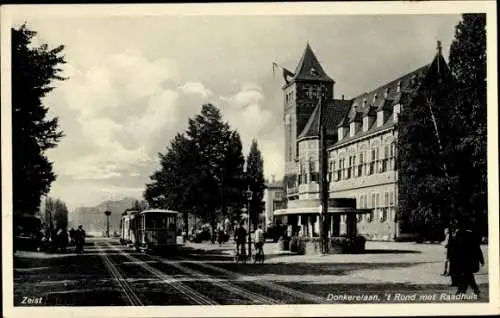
xmin=179 ymin=257 xmax=330 ymax=304
xmin=106 ymin=243 xmax=218 ymax=305
xmin=96 ymin=243 xmax=144 ymax=306
xmin=147 ymin=254 xmax=282 ymax=305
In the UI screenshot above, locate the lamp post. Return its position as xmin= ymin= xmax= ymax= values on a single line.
xmin=104 ymin=210 xmax=112 ymax=238
xmin=246 ymin=187 xmax=253 ymax=257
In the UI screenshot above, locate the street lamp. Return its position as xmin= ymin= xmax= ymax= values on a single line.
xmin=104 ymin=210 xmax=112 ymax=238
xmin=245 ymin=187 xmax=253 ymax=257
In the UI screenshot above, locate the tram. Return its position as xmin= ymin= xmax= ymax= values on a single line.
xmin=119 ymin=210 xmax=139 ymax=246
xmin=136 ymin=209 xmax=182 ymax=252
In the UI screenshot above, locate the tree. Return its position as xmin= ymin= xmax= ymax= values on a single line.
xmin=12 ymin=24 xmax=66 ymax=216
xmin=144 ymin=133 xmax=198 ymax=232
xmin=131 ymin=199 xmax=148 ymax=211
xmin=448 ymin=14 xmax=487 ymax=236
xmin=397 ymin=14 xmax=487 ymax=239
xmin=144 ymin=104 xmax=246 ymax=238
xmin=397 ymin=44 xmax=457 ymax=240
xmin=42 ymin=197 xmax=68 ymax=230
xmin=186 ymin=104 xmax=246 ymax=234
xmin=246 ymin=139 xmax=266 ymax=226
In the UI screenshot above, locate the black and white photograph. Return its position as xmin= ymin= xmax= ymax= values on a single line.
xmin=1 ymin=2 xmax=498 ymax=317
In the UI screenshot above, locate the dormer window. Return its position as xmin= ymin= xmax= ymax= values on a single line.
xmin=397 ymin=81 xmax=401 ymax=92
xmin=310 ymin=67 xmax=317 ymax=76
xmin=373 ymin=93 xmax=378 ymax=103
xmin=362 ymin=98 xmax=367 ymax=107
xmin=384 ymin=88 xmax=389 ymax=98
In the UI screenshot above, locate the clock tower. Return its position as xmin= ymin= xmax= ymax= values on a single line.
xmin=283 ymin=44 xmax=335 ymax=190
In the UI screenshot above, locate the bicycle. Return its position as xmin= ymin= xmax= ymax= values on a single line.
xmin=252 ymin=243 xmax=265 ymax=264
xmin=233 ymin=245 xmax=247 ymax=264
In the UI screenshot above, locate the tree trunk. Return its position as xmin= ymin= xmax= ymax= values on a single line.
xmin=211 ymin=213 xmax=216 ymax=244
xmin=183 ymin=211 xmax=189 ymax=234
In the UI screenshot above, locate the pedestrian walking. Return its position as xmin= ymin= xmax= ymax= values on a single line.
xmin=442 ymin=226 xmax=452 ymax=276
xmin=75 ymin=225 xmax=86 ymax=254
xmin=59 ymin=228 xmax=68 ymax=252
xmin=254 ymin=224 xmax=265 ymax=255
xmin=217 ymin=222 xmax=224 ymax=246
xmin=453 ymin=218 xmax=484 ymax=295
xmin=69 ymin=228 xmax=75 ymax=245
xmin=234 ymin=222 xmax=247 ymax=256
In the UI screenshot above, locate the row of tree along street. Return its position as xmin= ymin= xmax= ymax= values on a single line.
xmin=144 ymin=104 xmax=266 ymax=235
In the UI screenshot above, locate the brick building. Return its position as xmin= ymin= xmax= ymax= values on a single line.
xmin=276 ymin=42 xmax=450 ymax=240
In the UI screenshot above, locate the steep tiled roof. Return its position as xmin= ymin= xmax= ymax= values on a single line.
xmin=333 ymin=116 xmax=395 ymax=148
xmin=350 ymin=64 xmax=430 ymax=110
xmin=334 ymin=64 xmax=430 ymax=130
xmin=293 ymin=44 xmax=335 ymax=82
xmin=298 ymin=98 xmax=351 ymax=139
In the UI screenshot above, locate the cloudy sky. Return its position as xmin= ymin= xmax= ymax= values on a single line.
xmin=8 ymin=8 xmax=462 ymax=209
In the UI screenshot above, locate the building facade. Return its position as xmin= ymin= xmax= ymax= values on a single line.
xmin=262 ymin=180 xmax=285 ymax=231
xmin=278 ymin=42 xmax=450 ymax=240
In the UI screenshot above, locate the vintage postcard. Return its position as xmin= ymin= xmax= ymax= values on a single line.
xmin=1 ymin=2 xmax=498 ymax=317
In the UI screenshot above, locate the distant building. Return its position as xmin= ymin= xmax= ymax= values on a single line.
xmin=262 ymin=177 xmax=285 ymax=230
xmin=277 ymin=42 xmax=451 ymax=240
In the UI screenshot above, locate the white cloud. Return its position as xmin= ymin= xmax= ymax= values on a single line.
xmin=46 ymin=50 xmax=181 ymax=183
xmin=219 ymin=84 xmax=282 ymax=180
xmin=178 ymin=82 xmax=213 ymax=99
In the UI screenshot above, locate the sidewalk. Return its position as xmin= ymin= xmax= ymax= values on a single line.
xmin=184 ymin=240 xmax=489 ymax=286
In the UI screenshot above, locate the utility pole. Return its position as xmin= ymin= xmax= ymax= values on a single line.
xmin=318 ymin=85 xmax=330 ymax=255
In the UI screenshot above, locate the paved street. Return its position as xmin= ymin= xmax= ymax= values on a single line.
xmin=13 ymin=238 xmax=489 ymax=306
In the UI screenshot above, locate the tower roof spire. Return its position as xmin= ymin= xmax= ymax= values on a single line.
xmin=293 ymin=43 xmax=334 ymax=83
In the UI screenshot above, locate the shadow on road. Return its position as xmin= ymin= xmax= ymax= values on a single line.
xmin=201 ymin=261 xmax=436 ymax=277
xmin=363 ymin=249 xmax=422 ymax=254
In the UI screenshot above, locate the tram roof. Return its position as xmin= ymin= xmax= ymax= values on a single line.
xmin=139 ymin=209 xmax=180 ymax=215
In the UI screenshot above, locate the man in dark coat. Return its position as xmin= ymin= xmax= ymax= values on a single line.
xmin=234 ymin=222 xmax=247 ymax=256
xmin=453 ymin=218 xmax=484 ymax=295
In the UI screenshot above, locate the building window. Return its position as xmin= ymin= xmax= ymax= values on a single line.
xmin=275 ymin=191 xmax=282 ymax=200
xmin=390 ymin=142 xmax=396 ymax=171
xmin=347 ymin=156 xmax=353 ymax=179
xmin=369 ymin=149 xmax=376 ymax=175
xmin=380 ymin=208 xmax=388 ymax=222
xmin=311 ymin=172 xmax=318 ymax=183
xmin=389 ymin=192 xmax=394 ymax=206
xmin=358 ymin=152 xmax=364 ymax=177
xmin=381 ymin=145 xmax=389 ymax=173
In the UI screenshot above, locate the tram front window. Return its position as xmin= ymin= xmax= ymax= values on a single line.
xmin=145 ymin=213 xmax=176 ymax=229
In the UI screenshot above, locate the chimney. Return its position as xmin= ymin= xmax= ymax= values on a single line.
xmin=341 ymin=94 xmax=344 ymax=100
xmin=271 ymin=174 xmax=276 ymax=183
